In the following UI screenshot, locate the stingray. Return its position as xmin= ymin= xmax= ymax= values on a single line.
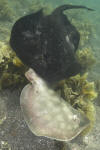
xmin=20 ymin=68 xmax=90 ymax=141
xmin=10 ymin=4 xmax=94 ymax=84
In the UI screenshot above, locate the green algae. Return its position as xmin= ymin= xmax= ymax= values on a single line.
xmin=0 ymin=0 xmax=14 ymax=21
xmin=95 ymin=79 xmax=100 ymax=105
xmin=76 ymin=47 xmax=96 ymax=71
xmin=0 ymin=41 xmax=12 ymax=63
xmin=55 ymin=73 xmax=97 ymax=135
xmin=0 ymin=141 xmax=11 ymax=150
xmin=0 ymin=41 xmax=27 ymax=90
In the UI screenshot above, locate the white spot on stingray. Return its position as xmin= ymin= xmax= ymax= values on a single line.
xmin=65 ymin=35 xmax=75 ymax=50
xmin=22 ymin=30 xmax=34 ymax=38
xmin=35 ymin=30 xmax=41 ymax=35
xmin=73 ymin=115 xmax=80 ymax=124
xmin=44 ymin=40 xmax=48 ymax=45
xmin=66 ymin=35 xmax=70 ymax=43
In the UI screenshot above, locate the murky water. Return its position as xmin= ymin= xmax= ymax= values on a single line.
xmin=0 ymin=0 xmax=100 ymax=150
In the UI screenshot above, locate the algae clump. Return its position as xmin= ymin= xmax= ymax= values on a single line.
xmin=55 ymin=73 xmax=97 ymax=135
xmin=76 ymin=47 xmax=96 ymax=71
xmin=0 ymin=41 xmax=12 ymax=63
xmin=0 ymin=41 xmax=27 ymax=90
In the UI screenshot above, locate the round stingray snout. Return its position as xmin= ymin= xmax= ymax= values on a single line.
xmin=20 ymin=68 xmax=90 ymax=141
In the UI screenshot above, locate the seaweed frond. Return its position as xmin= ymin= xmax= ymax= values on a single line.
xmin=76 ymin=47 xmax=96 ymax=71
xmin=55 ymin=73 xmax=97 ymax=135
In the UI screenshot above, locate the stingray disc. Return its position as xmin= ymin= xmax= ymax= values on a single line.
xmin=10 ymin=5 xmax=94 ymax=83
xmin=20 ymin=68 xmax=90 ymax=141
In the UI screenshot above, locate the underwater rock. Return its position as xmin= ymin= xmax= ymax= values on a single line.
xmin=20 ymin=68 xmax=90 ymax=141
xmin=10 ymin=5 xmax=94 ymax=84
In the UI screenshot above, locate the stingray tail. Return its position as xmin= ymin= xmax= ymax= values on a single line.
xmin=53 ymin=4 xmax=94 ymax=15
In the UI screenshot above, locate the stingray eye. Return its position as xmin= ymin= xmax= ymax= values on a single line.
xmin=69 ymin=32 xmax=79 ymax=50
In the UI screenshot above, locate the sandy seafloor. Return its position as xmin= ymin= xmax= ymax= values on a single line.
xmin=0 ymin=0 xmax=100 ymax=149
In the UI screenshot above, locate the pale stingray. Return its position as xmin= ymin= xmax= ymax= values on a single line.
xmin=20 ymin=68 xmax=89 ymax=141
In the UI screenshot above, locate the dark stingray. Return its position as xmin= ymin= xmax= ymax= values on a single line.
xmin=10 ymin=5 xmax=94 ymax=84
